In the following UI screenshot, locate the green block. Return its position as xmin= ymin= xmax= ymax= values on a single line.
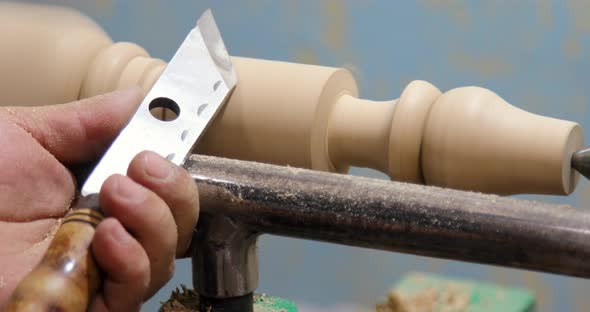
xmin=254 ymin=293 xmax=298 ymax=312
xmin=384 ymin=272 xmax=535 ymax=312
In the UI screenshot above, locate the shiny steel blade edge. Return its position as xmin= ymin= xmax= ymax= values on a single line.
xmin=82 ymin=9 xmax=236 ymax=196
xmin=198 ymin=9 xmax=237 ymax=88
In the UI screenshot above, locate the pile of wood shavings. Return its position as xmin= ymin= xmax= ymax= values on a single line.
xmin=376 ymin=285 xmax=470 ymax=312
xmin=159 ymin=285 xmax=199 ymax=312
xmin=158 ymin=287 xmax=290 ymax=312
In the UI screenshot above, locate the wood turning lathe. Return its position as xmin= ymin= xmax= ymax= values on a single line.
xmin=2 ymin=2 xmax=590 ymax=312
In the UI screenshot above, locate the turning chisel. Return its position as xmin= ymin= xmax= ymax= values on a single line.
xmin=6 ymin=10 xmax=236 ymax=311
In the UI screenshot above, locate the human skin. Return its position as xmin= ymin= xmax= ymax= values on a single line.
xmin=0 ymin=88 xmax=199 ymax=311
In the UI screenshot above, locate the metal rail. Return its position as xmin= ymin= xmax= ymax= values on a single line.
xmin=186 ymin=154 xmax=590 ymax=311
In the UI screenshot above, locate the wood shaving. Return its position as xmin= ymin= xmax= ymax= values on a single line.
xmin=376 ymin=286 xmax=470 ymax=312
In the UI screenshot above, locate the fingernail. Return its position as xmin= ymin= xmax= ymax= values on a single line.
xmin=110 ymin=221 xmax=131 ymax=243
xmin=144 ymin=152 xmax=174 ymax=180
xmin=115 ymin=176 xmax=146 ymax=202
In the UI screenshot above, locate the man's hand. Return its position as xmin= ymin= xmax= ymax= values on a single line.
xmin=0 ymin=89 xmax=199 ymax=311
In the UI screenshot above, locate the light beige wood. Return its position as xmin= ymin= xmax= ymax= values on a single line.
xmin=421 ymin=87 xmax=583 ymax=195
xmin=0 ymin=3 xmax=112 ymax=106
xmin=198 ymin=57 xmax=358 ymax=171
xmin=328 ymin=80 xmax=443 ymax=184
xmin=0 ymin=2 xmax=584 ymax=195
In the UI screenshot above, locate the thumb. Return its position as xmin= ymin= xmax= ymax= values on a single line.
xmin=0 ymin=88 xmax=144 ymax=164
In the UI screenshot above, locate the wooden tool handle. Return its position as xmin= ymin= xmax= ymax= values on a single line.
xmin=6 ymin=195 xmax=103 ymax=312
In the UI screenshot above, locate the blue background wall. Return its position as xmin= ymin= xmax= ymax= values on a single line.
xmin=23 ymin=1 xmax=590 ymax=311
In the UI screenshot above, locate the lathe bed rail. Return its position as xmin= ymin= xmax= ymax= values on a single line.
xmin=186 ymin=154 xmax=590 ymax=311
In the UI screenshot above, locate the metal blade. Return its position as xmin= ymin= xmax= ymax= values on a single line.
xmin=82 ymin=9 xmax=236 ymax=196
xmin=198 ymin=10 xmax=237 ymax=88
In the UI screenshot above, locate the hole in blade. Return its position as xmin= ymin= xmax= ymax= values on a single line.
xmin=149 ymin=97 xmax=180 ymax=121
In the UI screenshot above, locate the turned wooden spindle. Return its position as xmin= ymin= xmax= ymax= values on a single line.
xmin=327 ymin=82 xmax=583 ymax=195
xmin=0 ymin=2 xmax=583 ymax=196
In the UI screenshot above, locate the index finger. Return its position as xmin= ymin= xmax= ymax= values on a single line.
xmin=0 ymin=88 xmax=143 ymax=164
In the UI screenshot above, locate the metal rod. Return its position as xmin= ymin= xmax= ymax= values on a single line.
xmin=187 ymin=155 xmax=590 ymax=278
xmin=199 ymin=293 xmax=254 ymax=312
xmin=191 ymin=213 xmax=259 ymax=298
xmin=573 ymin=147 xmax=590 ymax=180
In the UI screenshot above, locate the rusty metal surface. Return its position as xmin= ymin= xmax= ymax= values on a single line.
xmin=187 ymin=154 xmax=590 ymax=278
